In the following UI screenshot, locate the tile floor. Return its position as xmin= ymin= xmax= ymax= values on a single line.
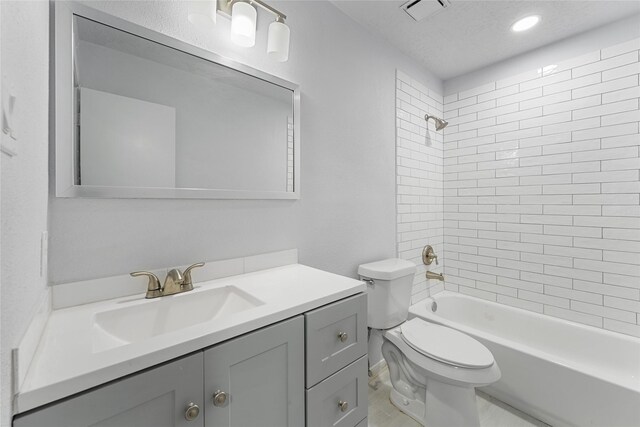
xmin=368 ymin=367 xmax=549 ymax=427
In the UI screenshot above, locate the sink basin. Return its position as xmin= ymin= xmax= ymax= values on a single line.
xmin=92 ymin=286 xmax=264 ymax=352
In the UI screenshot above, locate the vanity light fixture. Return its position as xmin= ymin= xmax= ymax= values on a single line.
xmin=190 ymin=0 xmax=291 ymax=62
xmin=188 ymin=1 xmax=217 ymax=30
xmin=227 ymin=0 xmax=290 ymax=61
xmin=267 ymin=17 xmax=290 ymax=62
xmin=511 ymin=15 xmax=540 ymax=32
xmin=230 ymin=1 xmax=257 ymax=47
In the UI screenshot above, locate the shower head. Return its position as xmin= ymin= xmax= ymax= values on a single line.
xmin=425 ymin=115 xmax=448 ymax=131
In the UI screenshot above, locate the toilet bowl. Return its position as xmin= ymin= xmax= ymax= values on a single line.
xmin=359 ymin=258 xmax=500 ymax=427
xmin=382 ymin=319 xmax=500 ymax=427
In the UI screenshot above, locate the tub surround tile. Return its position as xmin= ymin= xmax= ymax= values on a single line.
xmin=604 ymin=318 xmax=640 ymax=338
xmin=442 ymin=39 xmax=640 ymax=337
xmin=395 ymin=70 xmax=445 ymax=304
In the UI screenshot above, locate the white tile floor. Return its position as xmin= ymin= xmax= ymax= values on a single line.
xmin=368 ymin=367 xmax=549 ymax=427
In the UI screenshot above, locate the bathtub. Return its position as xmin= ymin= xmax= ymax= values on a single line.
xmin=409 ymin=291 xmax=640 ymax=427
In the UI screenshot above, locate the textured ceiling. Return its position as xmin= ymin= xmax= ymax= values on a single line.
xmin=331 ymin=0 xmax=640 ymax=80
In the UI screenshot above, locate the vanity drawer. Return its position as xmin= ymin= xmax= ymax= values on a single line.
xmin=355 ymin=417 xmax=367 ymax=427
xmin=306 ymin=356 xmax=368 ymax=427
xmin=305 ymin=293 xmax=367 ymax=387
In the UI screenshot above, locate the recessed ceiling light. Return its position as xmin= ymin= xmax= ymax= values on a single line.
xmin=511 ymin=15 xmax=541 ymax=32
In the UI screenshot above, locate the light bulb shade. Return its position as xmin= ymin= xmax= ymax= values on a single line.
xmin=267 ymin=20 xmax=290 ymax=62
xmin=188 ymin=1 xmax=216 ymax=30
xmin=230 ymin=1 xmax=257 ymax=47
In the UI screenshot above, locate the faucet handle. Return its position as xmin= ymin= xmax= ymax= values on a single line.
xmin=422 ymin=245 xmax=439 ymax=266
xmin=182 ymin=262 xmax=205 ymax=291
xmin=130 ymin=271 xmax=162 ymax=299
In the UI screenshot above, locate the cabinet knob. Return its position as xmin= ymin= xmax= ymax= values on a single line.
xmin=338 ymin=332 xmax=348 ymax=342
xmin=184 ymin=402 xmax=200 ymax=421
xmin=338 ymin=400 xmax=349 ymax=412
xmin=213 ymin=390 xmax=228 ymax=407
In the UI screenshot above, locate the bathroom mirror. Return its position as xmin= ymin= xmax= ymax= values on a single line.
xmin=54 ymin=3 xmax=300 ymax=199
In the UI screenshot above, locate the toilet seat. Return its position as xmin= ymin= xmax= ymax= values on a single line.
xmin=400 ymin=318 xmax=494 ymax=369
xmin=383 ymin=325 xmax=501 ymax=388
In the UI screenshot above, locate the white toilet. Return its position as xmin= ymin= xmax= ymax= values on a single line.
xmin=359 ymin=258 xmax=500 ymax=427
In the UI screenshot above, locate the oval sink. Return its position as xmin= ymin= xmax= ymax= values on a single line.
xmin=92 ymin=286 xmax=264 ymax=352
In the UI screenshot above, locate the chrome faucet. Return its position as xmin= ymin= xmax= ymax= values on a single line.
xmin=131 ymin=262 xmax=205 ymax=299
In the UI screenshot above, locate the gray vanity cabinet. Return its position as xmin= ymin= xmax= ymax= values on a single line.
xmin=305 ymin=293 xmax=368 ymax=387
xmin=306 ymin=356 xmax=368 ymax=427
xmin=13 ymin=295 xmax=365 ymax=427
xmin=204 ymin=316 xmax=305 ymax=427
xmin=305 ymin=294 xmax=368 ymax=427
xmin=14 ymin=317 xmax=304 ymax=427
xmin=14 ymin=353 xmax=205 ymax=427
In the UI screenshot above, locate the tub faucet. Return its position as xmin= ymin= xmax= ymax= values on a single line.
xmin=422 ymin=245 xmax=439 ymax=265
xmin=426 ymin=271 xmax=444 ymax=281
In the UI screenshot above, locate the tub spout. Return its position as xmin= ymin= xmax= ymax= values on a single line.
xmin=425 ymin=271 xmax=444 ymax=281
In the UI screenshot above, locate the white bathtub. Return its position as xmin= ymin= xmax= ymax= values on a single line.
xmin=409 ymin=291 xmax=640 ymax=427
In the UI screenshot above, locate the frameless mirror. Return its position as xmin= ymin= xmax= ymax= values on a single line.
xmin=54 ymin=3 xmax=299 ymax=199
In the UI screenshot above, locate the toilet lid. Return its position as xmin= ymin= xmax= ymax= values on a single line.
xmin=400 ymin=318 xmax=494 ymax=369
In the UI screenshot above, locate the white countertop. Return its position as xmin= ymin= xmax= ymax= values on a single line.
xmin=17 ymin=264 xmax=365 ymax=413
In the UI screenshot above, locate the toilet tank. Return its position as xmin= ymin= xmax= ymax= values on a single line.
xmin=358 ymin=258 xmax=416 ymax=329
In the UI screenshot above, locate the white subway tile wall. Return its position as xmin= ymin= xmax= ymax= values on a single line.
xmin=396 ymin=70 xmax=445 ymax=304
xmin=443 ymin=38 xmax=640 ymax=337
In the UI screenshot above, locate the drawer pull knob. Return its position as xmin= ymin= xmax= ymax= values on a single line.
xmin=338 ymin=400 xmax=349 ymax=412
xmin=184 ymin=402 xmax=200 ymax=421
xmin=338 ymin=332 xmax=348 ymax=342
xmin=213 ymin=390 xmax=228 ymax=407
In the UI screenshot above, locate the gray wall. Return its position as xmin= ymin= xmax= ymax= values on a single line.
xmin=48 ymin=0 xmax=442 ymax=284
xmin=3 ymin=1 xmax=437 ymax=423
xmin=1 ymin=1 xmax=50 ymax=425
xmin=3 ymin=1 xmax=426 ymax=423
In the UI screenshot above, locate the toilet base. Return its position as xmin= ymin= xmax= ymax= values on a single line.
xmin=389 ymin=379 xmax=481 ymax=427
xmin=389 ymin=388 xmax=425 ymax=425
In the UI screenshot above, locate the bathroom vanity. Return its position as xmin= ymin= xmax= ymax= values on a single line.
xmin=27 ymin=2 xmax=365 ymax=424
xmin=13 ymin=265 xmax=368 ymax=427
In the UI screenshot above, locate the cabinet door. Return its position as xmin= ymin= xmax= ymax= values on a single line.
xmin=204 ymin=316 xmax=304 ymax=427
xmin=14 ymin=353 xmax=204 ymax=427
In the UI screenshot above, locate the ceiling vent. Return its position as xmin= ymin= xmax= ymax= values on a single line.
xmin=401 ymin=0 xmax=452 ymax=22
